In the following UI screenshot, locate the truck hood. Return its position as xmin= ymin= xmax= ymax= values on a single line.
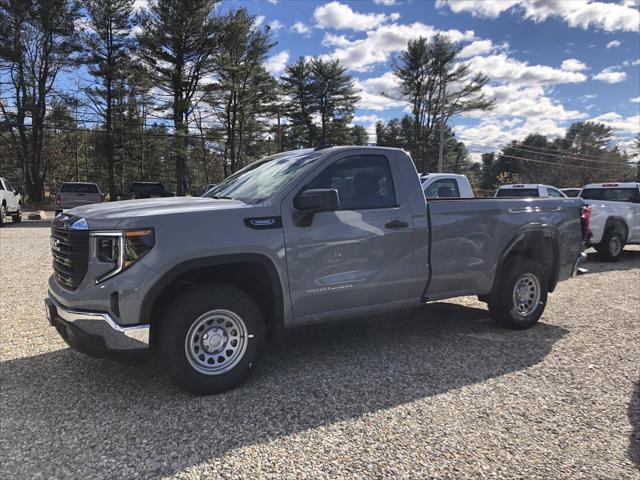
xmin=67 ymin=197 xmax=251 ymax=229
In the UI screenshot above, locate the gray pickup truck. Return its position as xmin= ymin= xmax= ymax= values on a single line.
xmin=46 ymin=146 xmax=588 ymax=394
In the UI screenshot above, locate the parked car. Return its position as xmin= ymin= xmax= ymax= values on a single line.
xmin=128 ymin=182 xmax=174 ymax=199
xmin=0 ymin=177 xmax=22 ymax=225
xmin=55 ymin=182 xmax=102 ymax=216
xmin=420 ymin=173 xmax=474 ymax=199
xmin=495 ymin=184 xmax=567 ymax=198
xmin=561 ymin=188 xmax=582 ymax=197
xmin=580 ymin=182 xmax=640 ymax=261
xmin=45 ymin=146 xmax=587 ymax=394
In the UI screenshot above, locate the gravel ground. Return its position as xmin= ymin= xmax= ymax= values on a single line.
xmin=1 ymin=219 xmax=639 ymax=479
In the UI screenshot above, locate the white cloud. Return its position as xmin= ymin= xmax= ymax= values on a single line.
xmin=291 ymin=22 xmax=312 ymax=36
xmin=354 ymin=77 xmax=407 ymax=111
xmin=373 ymin=0 xmax=398 ymax=5
xmin=631 ymin=97 xmax=640 ymax=103
xmin=267 ymin=0 xmax=279 ymax=4
xmin=321 ymin=33 xmax=352 ymax=47
xmin=436 ymin=0 xmax=640 ymax=32
xmin=606 ymin=40 xmax=621 ymax=48
xmin=622 ymin=59 xmax=640 ymax=67
xmin=561 ymin=58 xmax=588 ymax=72
xmin=264 ymin=50 xmax=290 ymax=75
xmin=580 ymin=94 xmax=597 ymax=102
xmin=592 ymin=66 xmax=627 ymax=83
xmin=591 ymin=112 xmax=640 ymax=133
xmin=458 ymin=39 xmax=509 ymax=59
xmin=320 ymin=22 xmax=473 ymax=71
xmin=132 ymin=0 xmax=150 ymax=12
xmin=254 ymin=15 xmax=265 ymax=28
xmin=465 ymin=54 xmax=587 ymax=85
xmin=269 ymin=20 xmax=284 ymax=31
xmin=314 ymin=1 xmax=400 ymax=31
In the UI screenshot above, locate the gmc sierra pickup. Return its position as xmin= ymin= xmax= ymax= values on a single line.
xmin=46 ymin=146 xmax=587 ymax=394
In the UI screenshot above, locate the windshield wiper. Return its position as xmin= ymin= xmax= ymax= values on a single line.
xmin=208 ymin=195 xmax=234 ymax=200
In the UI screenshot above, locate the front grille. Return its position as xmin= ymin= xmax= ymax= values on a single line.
xmin=51 ymin=226 xmax=89 ymax=290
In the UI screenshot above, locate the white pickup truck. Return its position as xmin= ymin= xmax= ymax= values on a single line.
xmin=0 ymin=177 xmax=22 ymax=225
xmin=420 ymin=173 xmax=475 ymax=199
xmin=580 ymin=182 xmax=640 ymax=261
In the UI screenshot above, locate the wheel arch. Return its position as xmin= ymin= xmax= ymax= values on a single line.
xmin=141 ymin=254 xmax=285 ymax=342
xmin=492 ymin=227 xmax=560 ymax=294
xmin=603 ymin=216 xmax=629 ymax=242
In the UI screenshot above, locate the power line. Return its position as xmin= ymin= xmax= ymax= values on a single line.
xmin=508 ymin=142 xmax=618 ymax=160
xmin=501 ymin=145 xmax=628 ymax=166
xmin=471 ymin=150 xmax=632 ymax=173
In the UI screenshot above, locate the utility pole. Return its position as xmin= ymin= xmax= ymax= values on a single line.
xmin=438 ymin=81 xmax=445 ymax=173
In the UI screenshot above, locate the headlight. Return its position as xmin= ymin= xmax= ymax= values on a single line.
xmin=92 ymin=228 xmax=155 ymax=284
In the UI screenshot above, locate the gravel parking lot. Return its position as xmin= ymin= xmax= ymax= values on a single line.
xmin=1 ymin=219 xmax=639 ymax=479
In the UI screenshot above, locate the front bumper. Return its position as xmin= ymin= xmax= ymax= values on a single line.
xmin=46 ymin=294 xmax=149 ymax=363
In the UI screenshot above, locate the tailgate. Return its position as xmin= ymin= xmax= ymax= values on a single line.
xmin=60 ymin=193 xmax=101 ymax=208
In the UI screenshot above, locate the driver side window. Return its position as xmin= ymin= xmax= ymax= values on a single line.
xmin=547 ymin=188 xmax=563 ymax=198
xmin=307 ymin=155 xmax=396 ymax=210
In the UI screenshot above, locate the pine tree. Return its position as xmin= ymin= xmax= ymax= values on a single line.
xmin=81 ymin=0 xmax=134 ymax=200
xmin=137 ymin=0 xmax=221 ymax=195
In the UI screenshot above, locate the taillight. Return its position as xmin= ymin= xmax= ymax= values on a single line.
xmin=580 ymin=205 xmax=591 ymax=241
xmin=55 ymin=193 xmax=60 ymax=205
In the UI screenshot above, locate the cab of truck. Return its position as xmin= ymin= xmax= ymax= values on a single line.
xmin=420 ymin=173 xmax=475 ymax=199
xmin=495 ymin=184 xmax=567 ymax=198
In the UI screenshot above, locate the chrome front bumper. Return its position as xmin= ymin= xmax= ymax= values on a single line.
xmin=46 ymin=294 xmax=149 ymax=352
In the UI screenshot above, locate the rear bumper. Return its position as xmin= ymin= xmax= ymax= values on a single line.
xmin=46 ymin=294 xmax=149 ymax=363
xmin=572 ymin=252 xmax=587 ymax=276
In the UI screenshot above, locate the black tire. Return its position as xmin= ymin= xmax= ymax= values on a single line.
xmin=488 ymin=257 xmax=548 ymax=330
xmin=11 ymin=204 xmax=21 ymax=223
xmin=596 ymin=229 xmax=624 ymax=262
xmin=0 ymin=203 xmax=5 ymax=226
xmin=156 ymin=283 xmax=266 ymax=395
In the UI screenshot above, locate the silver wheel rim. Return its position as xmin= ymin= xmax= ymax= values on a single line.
xmin=512 ymin=273 xmax=541 ymax=316
xmin=184 ymin=309 xmax=248 ymax=375
xmin=608 ymin=235 xmax=621 ymax=257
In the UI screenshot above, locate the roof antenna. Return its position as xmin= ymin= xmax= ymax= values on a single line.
xmin=314 ymin=140 xmax=334 ymax=151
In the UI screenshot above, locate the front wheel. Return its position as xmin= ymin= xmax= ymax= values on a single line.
xmin=488 ymin=257 xmax=548 ymax=329
xmin=596 ymin=229 xmax=624 ymax=262
xmin=0 ymin=204 xmax=6 ymax=226
xmin=156 ymin=284 xmax=266 ymax=394
xmin=11 ymin=204 xmax=21 ymax=223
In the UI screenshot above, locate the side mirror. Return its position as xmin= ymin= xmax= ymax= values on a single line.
xmin=293 ymin=189 xmax=340 ymax=226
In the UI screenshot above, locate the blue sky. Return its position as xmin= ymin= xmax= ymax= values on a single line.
xmin=227 ymin=0 xmax=640 ymax=157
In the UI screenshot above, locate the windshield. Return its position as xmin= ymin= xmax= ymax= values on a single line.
xmin=60 ymin=183 xmax=99 ymax=193
xmin=203 ymin=150 xmax=322 ymax=204
xmin=496 ymin=188 xmax=538 ymax=197
xmin=581 ymin=187 xmax=640 ymax=202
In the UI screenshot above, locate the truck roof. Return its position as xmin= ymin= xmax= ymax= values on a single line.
xmin=498 ymin=184 xmax=556 ymax=189
xmin=582 ymin=182 xmax=640 ymax=189
xmin=419 ymin=173 xmax=467 ymax=180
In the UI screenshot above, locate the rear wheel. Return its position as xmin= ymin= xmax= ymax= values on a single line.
xmin=156 ymin=283 xmax=266 ymax=394
xmin=596 ymin=229 xmax=624 ymax=262
xmin=0 ymin=204 xmax=6 ymax=226
xmin=488 ymin=257 xmax=548 ymax=329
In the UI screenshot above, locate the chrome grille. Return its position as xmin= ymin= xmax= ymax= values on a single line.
xmin=51 ymin=226 xmax=89 ymax=290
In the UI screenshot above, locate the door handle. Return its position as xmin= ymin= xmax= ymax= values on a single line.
xmin=385 ymin=219 xmax=409 ymax=229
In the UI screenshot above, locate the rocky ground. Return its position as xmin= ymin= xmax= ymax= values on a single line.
xmin=1 ymin=219 xmax=638 ymax=479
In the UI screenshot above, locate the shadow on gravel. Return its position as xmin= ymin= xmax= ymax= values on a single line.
xmin=582 ymin=249 xmax=640 ymax=274
xmin=629 ymin=379 xmax=640 ymax=468
xmin=0 ymin=303 xmax=567 ymax=478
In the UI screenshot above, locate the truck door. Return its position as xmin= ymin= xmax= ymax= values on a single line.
xmin=282 ymin=153 xmax=418 ymax=323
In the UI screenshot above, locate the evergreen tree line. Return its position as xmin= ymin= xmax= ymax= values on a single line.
xmin=0 ymin=0 xmax=369 ymax=201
